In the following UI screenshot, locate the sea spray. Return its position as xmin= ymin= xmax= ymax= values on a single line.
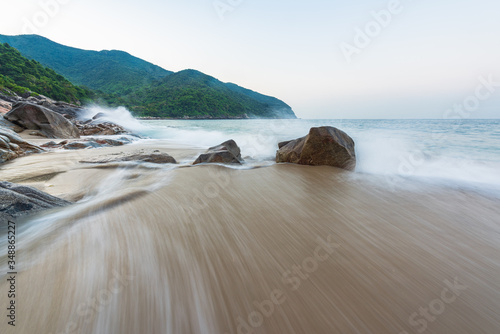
xmin=80 ymin=105 xmax=150 ymax=134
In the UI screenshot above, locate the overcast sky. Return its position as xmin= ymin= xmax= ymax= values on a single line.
xmin=1 ymin=0 xmax=499 ymax=119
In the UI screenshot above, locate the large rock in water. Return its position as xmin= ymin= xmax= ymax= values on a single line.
xmin=193 ymin=140 xmax=243 ymax=165
xmin=5 ymin=102 xmax=80 ymax=138
xmin=276 ymin=126 xmax=356 ymax=171
xmin=0 ymin=182 xmax=70 ymax=226
xmin=0 ymin=126 xmax=44 ymax=163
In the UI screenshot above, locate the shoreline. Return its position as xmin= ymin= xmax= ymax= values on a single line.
xmin=1 ymin=147 xmax=499 ymax=333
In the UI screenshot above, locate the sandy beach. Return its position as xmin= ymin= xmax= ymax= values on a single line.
xmin=1 ymin=135 xmax=499 ymax=334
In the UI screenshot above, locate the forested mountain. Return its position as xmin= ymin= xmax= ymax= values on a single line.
xmin=124 ymin=69 xmax=296 ymax=118
xmin=0 ymin=34 xmax=171 ymax=95
xmin=0 ymin=43 xmax=91 ymax=103
xmin=0 ymin=34 xmax=296 ymax=118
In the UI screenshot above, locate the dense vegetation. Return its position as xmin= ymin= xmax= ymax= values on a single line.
xmin=0 ymin=43 xmax=92 ymax=103
xmin=0 ymin=34 xmax=171 ymax=95
xmin=0 ymin=35 xmax=296 ymax=118
xmin=122 ymin=70 xmax=296 ymax=118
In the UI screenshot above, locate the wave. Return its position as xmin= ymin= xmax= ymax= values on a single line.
xmin=354 ymin=133 xmax=500 ymax=195
xmin=80 ymin=105 xmax=150 ymax=134
xmin=72 ymin=111 xmax=500 ymax=196
xmin=142 ymin=119 xmax=500 ymax=196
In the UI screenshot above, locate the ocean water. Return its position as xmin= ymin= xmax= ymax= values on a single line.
xmin=89 ymin=107 xmax=500 ymax=196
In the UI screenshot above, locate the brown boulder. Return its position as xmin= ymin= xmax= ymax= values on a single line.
xmin=208 ymin=140 xmax=242 ymax=161
xmin=5 ymin=102 xmax=80 ymax=138
xmin=276 ymin=126 xmax=356 ymax=171
xmin=193 ymin=140 xmax=243 ymax=165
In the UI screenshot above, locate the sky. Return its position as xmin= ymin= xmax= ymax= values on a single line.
xmin=1 ymin=0 xmax=499 ymax=119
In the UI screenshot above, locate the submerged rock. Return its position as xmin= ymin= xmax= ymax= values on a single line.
xmin=62 ymin=137 xmax=131 ymax=150
xmin=120 ymin=152 xmax=177 ymax=164
xmin=41 ymin=137 xmax=131 ymax=150
xmin=63 ymin=141 xmax=100 ymax=150
xmin=0 ymin=181 xmax=70 ymax=224
xmin=80 ymin=151 xmax=177 ymax=164
xmin=5 ymin=102 xmax=80 ymax=138
xmin=193 ymin=139 xmax=243 ymax=165
xmin=276 ymin=126 xmax=356 ymax=171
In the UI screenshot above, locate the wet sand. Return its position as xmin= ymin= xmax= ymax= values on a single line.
xmin=1 ymin=144 xmax=500 ymax=334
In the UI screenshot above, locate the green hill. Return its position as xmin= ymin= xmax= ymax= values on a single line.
xmin=0 ymin=34 xmax=296 ymax=119
xmin=0 ymin=43 xmax=91 ymax=103
xmin=0 ymin=34 xmax=172 ymax=95
xmin=123 ymin=69 xmax=296 ymax=118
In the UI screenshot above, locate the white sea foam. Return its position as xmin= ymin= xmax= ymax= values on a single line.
xmin=81 ymin=105 xmax=150 ymax=133
xmin=140 ymin=118 xmax=500 ymax=195
xmin=71 ymin=109 xmax=500 ymax=195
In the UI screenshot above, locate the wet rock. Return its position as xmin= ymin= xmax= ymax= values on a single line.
xmin=63 ymin=141 xmax=100 ymax=150
xmin=0 ymin=116 xmax=24 ymax=133
xmin=193 ymin=139 xmax=243 ymax=165
xmin=121 ymin=152 xmax=177 ymax=164
xmin=80 ymin=151 xmax=177 ymax=164
xmin=61 ymin=137 xmax=131 ymax=150
xmin=0 ymin=127 xmax=44 ymax=163
xmin=276 ymin=126 xmax=356 ymax=171
xmin=95 ymin=139 xmax=122 ymax=146
xmin=41 ymin=141 xmax=59 ymax=148
xmin=5 ymin=102 xmax=80 ymax=138
xmin=76 ymin=121 xmax=127 ymax=136
xmin=92 ymin=112 xmax=106 ymax=120
xmin=0 ymin=181 xmax=70 ymax=224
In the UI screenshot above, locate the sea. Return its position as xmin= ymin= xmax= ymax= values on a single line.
xmin=88 ymin=106 xmax=500 ymax=197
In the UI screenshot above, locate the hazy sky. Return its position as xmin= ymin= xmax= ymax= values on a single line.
xmin=1 ymin=0 xmax=499 ymax=119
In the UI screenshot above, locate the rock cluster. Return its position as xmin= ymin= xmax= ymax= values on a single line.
xmin=0 ymin=127 xmax=44 ymax=163
xmin=0 ymin=91 xmax=82 ymax=119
